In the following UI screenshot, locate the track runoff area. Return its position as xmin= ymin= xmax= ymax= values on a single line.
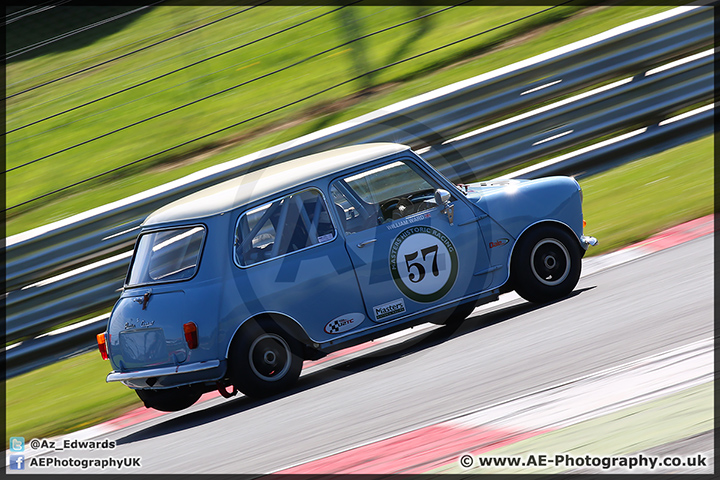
xmin=8 ymin=214 xmax=713 ymax=474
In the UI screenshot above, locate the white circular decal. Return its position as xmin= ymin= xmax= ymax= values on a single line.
xmin=389 ymin=226 xmax=458 ymax=303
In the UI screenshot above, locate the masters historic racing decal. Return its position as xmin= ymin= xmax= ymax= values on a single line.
xmin=389 ymin=226 xmax=458 ymax=303
xmin=324 ymin=313 xmax=365 ymax=334
xmin=373 ymin=298 xmax=406 ymax=322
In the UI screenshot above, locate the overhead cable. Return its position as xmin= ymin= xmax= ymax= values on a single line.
xmin=4 ymin=1 xmax=268 ymax=100
xmin=5 ymin=1 xmax=459 ymax=171
xmin=4 ymin=2 xmax=571 ymax=212
xmin=6 ymin=3 xmax=352 ymax=135
xmin=5 ymin=1 xmax=166 ymax=62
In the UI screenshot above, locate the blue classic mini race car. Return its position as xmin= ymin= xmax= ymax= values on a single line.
xmin=98 ymin=143 xmax=597 ymax=411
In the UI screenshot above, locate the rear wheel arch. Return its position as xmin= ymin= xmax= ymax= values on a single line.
xmin=225 ymin=313 xmax=307 ymax=398
xmin=226 ymin=312 xmax=314 ymax=360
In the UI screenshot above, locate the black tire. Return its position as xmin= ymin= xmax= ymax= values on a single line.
xmin=228 ymin=319 xmax=303 ymax=398
xmin=136 ymin=386 xmax=202 ymax=412
xmin=511 ymin=225 xmax=582 ymax=304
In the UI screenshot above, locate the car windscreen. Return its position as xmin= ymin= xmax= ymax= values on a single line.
xmin=127 ymin=226 xmax=205 ymax=286
xmin=342 ymin=161 xmax=433 ymax=204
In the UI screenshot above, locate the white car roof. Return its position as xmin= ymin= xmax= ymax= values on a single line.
xmin=144 ymin=142 xmax=410 ymax=226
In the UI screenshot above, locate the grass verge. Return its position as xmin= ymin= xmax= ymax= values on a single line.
xmin=6 ymin=4 xmax=675 ymax=236
xmin=4 ymin=350 xmax=140 ymax=447
xmin=5 ymin=133 xmax=713 ymax=447
xmin=430 ymin=380 xmax=713 ymax=473
xmin=579 ymin=134 xmax=713 ymax=256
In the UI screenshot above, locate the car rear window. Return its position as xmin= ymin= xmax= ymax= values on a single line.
xmin=127 ymin=226 xmax=205 ymax=286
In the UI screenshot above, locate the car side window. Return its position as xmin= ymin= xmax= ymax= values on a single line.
xmin=330 ymin=160 xmax=443 ymax=234
xmin=234 ymin=188 xmax=336 ymax=267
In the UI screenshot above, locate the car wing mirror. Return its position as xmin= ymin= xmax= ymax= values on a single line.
xmin=434 ymin=189 xmax=450 ymax=205
xmin=434 ymin=189 xmax=454 ymax=225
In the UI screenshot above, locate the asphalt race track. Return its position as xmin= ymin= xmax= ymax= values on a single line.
xmin=13 ymin=233 xmax=713 ymax=474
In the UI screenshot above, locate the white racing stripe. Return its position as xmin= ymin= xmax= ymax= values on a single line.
xmin=270 ymin=337 xmax=713 ymax=475
xmin=447 ymin=337 xmax=713 ymax=432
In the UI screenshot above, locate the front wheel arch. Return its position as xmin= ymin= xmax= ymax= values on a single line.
xmin=509 ymin=221 xmax=583 ymax=304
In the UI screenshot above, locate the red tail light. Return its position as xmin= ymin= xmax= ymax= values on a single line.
xmin=97 ymin=332 xmax=108 ymax=360
xmin=183 ymin=322 xmax=198 ymax=349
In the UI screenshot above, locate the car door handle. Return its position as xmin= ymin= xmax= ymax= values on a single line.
xmin=357 ymin=239 xmax=377 ymax=248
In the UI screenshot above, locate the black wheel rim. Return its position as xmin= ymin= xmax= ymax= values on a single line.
xmin=530 ymin=238 xmax=571 ymax=286
xmin=248 ymin=333 xmax=291 ymax=382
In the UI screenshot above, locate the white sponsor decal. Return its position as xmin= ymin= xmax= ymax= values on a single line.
xmin=324 ymin=312 xmax=365 ymax=334
xmin=373 ymin=298 xmax=406 ymax=321
xmin=386 ymin=211 xmax=432 ymax=230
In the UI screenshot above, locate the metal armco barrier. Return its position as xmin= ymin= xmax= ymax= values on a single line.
xmin=3 ymin=6 xmax=714 ymax=378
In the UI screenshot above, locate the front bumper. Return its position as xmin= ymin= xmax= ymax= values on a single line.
xmin=581 ymin=235 xmax=598 ymax=246
xmin=106 ymin=359 xmax=225 ymax=389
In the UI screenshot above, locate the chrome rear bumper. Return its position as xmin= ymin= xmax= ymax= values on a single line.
xmin=106 ymin=360 xmax=224 ymax=389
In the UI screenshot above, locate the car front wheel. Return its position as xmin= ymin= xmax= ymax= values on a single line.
xmin=511 ymin=225 xmax=582 ymax=304
xmin=228 ymin=319 xmax=303 ymax=398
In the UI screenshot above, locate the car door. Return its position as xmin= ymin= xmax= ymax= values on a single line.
xmin=330 ymin=157 xmax=492 ymax=324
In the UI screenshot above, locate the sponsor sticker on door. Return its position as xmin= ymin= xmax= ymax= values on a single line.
xmin=373 ymin=298 xmax=406 ymax=321
xmin=324 ymin=313 xmax=365 ymax=334
xmin=389 ymin=226 xmax=458 ymax=303
xmin=489 ymin=238 xmax=509 ymax=248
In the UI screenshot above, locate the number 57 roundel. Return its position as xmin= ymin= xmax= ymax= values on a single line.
xmin=389 ymin=226 xmax=459 ymax=303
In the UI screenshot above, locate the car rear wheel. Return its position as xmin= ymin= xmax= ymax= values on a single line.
xmin=228 ymin=319 xmax=303 ymax=398
xmin=136 ymin=386 xmax=202 ymax=412
xmin=511 ymin=225 xmax=582 ymax=304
